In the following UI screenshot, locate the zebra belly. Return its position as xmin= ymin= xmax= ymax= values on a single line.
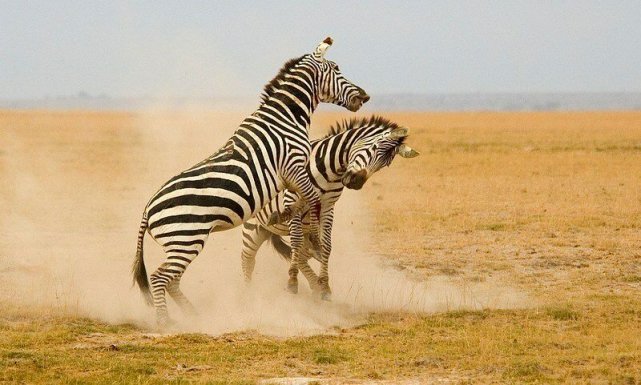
xmin=147 ymin=202 xmax=243 ymax=239
xmin=146 ymin=169 xmax=279 ymax=240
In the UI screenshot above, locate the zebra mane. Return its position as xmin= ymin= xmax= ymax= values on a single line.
xmin=260 ymin=55 xmax=306 ymax=103
xmin=321 ymin=115 xmax=399 ymax=140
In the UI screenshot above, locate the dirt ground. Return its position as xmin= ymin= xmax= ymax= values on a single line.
xmin=1 ymin=109 xmax=640 ymax=384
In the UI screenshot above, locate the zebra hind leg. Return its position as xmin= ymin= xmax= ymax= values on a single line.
xmin=317 ymin=210 xmax=334 ymax=302
xmin=240 ymin=220 xmax=270 ymax=283
xmin=287 ymin=212 xmax=304 ymax=294
xmin=167 ymin=277 xmax=198 ymax=317
xmin=299 ymin=241 xmax=321 ymax=293
xmin=318 ymin=259 xmax=332 ymax=301
xmin=150 ymin=238 xmax=205 ymax=328
xmin=317 ymin=253 xmax=332 ymax=301
xmin=149 ymin=264 xmax=176 ymax=327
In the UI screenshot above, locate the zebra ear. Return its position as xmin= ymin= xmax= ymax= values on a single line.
xmin=313 ymin=37 xmax=333 ymax=61
xmin=398 ymin=144 xmax=420 ymax=158
xmin=389 ymin=126 xmax=410 ymax=140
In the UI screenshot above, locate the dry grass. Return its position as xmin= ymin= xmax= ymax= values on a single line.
xmin=2 ymin=110 xmax=641 ymax=384
xmin=349 ymin=112 xmax=641 ymax=298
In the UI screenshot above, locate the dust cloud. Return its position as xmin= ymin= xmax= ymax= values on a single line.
xmin=0 ymin=110 xmax=528 ymax=336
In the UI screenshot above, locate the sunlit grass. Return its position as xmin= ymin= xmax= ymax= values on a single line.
xmin=1 ymin=296 xmax=640 ymax=383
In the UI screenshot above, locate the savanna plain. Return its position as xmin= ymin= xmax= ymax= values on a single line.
xmin=1 ymin=110 xmax=640 ymax=384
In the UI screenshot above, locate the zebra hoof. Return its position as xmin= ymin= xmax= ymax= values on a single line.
xmin=156 ymin=316 xmax=176 ymax=330
xmin=320 ymin=291 xmax=332 ymax=301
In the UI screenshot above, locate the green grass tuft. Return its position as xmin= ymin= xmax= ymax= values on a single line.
xmin=546 ymin=305 xmax=580 ymax=321
xmin=505 ymin=360 xmax=547 ymax=380
xmin=312 ymin=348 xmax=348 ymax=364
xmin=622 ymin=275 xmax=641 ymax=283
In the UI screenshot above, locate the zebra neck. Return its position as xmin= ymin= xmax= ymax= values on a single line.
xmin=260 ymin=83 xmax=319 ymax=130
xmin=312 ymin=136 xmax=351 ymax=185
xmin=258 ymin=96 xmax=316 ymax=130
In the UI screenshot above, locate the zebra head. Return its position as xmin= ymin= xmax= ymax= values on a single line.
xmin=312 ymin=37 xmax=370 ymax=112
xmin=341 ymin=118 xmax=419 ymax=190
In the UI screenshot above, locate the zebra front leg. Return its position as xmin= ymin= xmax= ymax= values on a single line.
xmin=240 ymin=219 xmax=270 ymax=282
xmin=287 ymin=211 xmax=304 ymax=294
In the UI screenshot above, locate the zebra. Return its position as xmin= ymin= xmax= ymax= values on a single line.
xmin=240 ymin=116 xmax=419 ymax=299
xmin=133 ymin=37 xmax=370 ymax=326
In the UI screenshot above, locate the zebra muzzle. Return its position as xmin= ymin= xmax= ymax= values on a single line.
xmin=342 ymin=169 xmax=367 ymax=190
xmin=347 ymin=90 xmax=370 ymax=112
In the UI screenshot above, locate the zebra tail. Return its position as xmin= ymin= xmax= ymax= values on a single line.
xmin=268 ymin=234 xmax=292 ymax=262
xmin=132 ymin=213 xmax=153 ymax=306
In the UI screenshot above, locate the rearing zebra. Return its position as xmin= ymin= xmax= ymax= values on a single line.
xmin=241 ymin=116 xmax=419 ymax=299
xmin=133 ymin=38 xmax=369 ymax=326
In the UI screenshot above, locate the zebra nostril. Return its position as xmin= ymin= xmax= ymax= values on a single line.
xmin=361 ymin=94 xmax=370 ymax=103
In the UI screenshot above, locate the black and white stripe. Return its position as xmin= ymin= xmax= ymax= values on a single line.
xmin=240 ymin=116 xmax=419 ymax=299
xmin=133 ymin=38 xmax=369 ymax=326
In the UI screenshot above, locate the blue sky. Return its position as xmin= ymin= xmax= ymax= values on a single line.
xmin=1 ymin=1 xmax=640 ymax=99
